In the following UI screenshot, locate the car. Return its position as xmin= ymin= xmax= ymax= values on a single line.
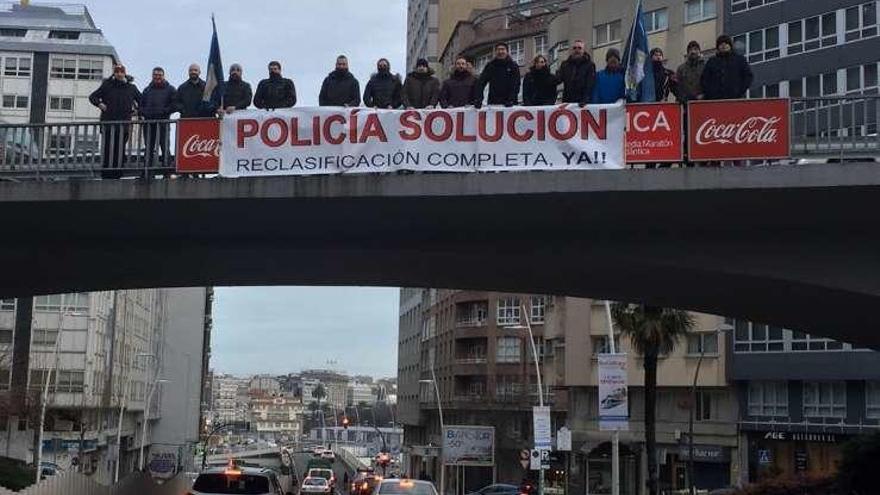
xmin=375 ymin=479 xmax=438 ymax=495
xmin=351 ymin=471 xmax=382 ymax=495
xmin=320 ymin=450 xmax=336 ymax=462
xmin=466 ymin=484 xmax=520 ymax=495
xmin=299 ymin=476 xmax=332 ymax=495
xmin=307 ymin=468 xmax=336 ymax=489
xmin=190 ymin=465 xmax=288 ymax=495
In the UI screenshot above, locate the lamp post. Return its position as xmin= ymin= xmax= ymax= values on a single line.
xmin=138 ymin=378 xmax=169 ymax=471
xmin=603 ymin=301 xmax=621 ymax=495
xmin=419 ymin=364 xmax=444 ymax=495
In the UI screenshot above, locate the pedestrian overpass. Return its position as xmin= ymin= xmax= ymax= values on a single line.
xmin=1 ymin=162 xmax=879 ymax=347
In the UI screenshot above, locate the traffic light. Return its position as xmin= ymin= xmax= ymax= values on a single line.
xmin=342 ymin=416 xmax=350 ymax=429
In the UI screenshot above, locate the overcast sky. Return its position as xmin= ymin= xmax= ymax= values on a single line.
xmin=81 ymin=0 xmax=407 ymax=377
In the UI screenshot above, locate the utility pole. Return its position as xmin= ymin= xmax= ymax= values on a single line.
xmin=604 ymin=301 xmax=620 ymax=495
xmin=689 ymin=347 xmax=706 ymax=495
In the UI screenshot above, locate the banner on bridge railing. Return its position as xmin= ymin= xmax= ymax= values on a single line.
xmin=687 ymin=98 xmax=790 ymax=161
xmin=216 ymin=104 xmax=626 ymax=176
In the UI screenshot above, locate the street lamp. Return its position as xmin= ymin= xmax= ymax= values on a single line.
xmin=420 ymin=363 xmax=445 ymax=495
xmin=138 ymin=378 xmax=169 ymax=471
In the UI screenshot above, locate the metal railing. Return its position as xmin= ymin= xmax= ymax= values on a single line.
xmin=790 ymin=95 xmax=880 ymax=159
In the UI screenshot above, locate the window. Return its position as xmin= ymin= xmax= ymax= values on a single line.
xmin=593 ymin=20 xmax=622 ymax=46
xmin=747 ymin=381 xmax=788 ymax=417
xmin=49 ymin=96 xmax=74 ymax=111
xmin=846 ymin=62 xmax=879 ymax=94
xmin=49 ymin=30 xmax=80 ymax=40
xmin=730 ymin=0 xmax=782 ymax=14
xmin=2 ymin=95 xmax=28 ymax=109
xmin=77 ymin=60 xmax=104 ymax=80
xmin=846 ymin=3 xmax=878 ymax=42
xmin=788 ymin=13 xmax=837 ymax=55
xmin=534 ymin=35 xmax=547 ymax=55
xmin=592 ymin=335 xmax=618 ymax=355
xmin=645 ymin=8 xmax=668 ymax=33
xmin=0 ymin=29 xmax=26 ymax=37
xmin=687 ymin=332 xmax=718 ymax=355
xmin=56 ymin=371 xmax=85 ymax=393
xmin=497 ymin=297 xmax=521 ymax=326
xmin=509 ymin=39 xmax=525 ymax=65
xmin=790 ymin=331 xmax=844 ymax=351
xmin=50 ymin=57 xmax=77 ymax=79
xmin=530 ymin=296 xmax=545 ymax=324
xmin=496 ymin=375 xmax=522 ymax=398
xmin=496 ymin=336 xmax=521 ymax=363
xmin=34 ymin=293 xmax=89 ymax=312
xmin=822 ymin=72 xmax=838 ymax=96
xmin=4 ymin=57 xmax=30 ymax=77
xmin=695 ymin=391 xmax=716 ymax=421
xmin=733 ymin=321 xmax=784 ymax=352
xmin=457 ymin=301 xmax=488 ymax=327
xmin=685 ymin=0 xmax=716 ymax=23
xmin=32 ymin=329 xmax=59 ymax=346
xmin=0 ymin=369 xmax=9 ymax=391
xmin=0 ymin=330 xmax=11 ymax=344
xmin=0 ymin=299 xmax=13 ymax=311
xmin=550 ymin=41 xmax=569 ymax=65
xmin=867 ymin=381 xmax=880 ymax=419
xmin=803 ymin=381 xmax=846 ymax=418
xmin=734 ymin=26 xmax=779 ymax=63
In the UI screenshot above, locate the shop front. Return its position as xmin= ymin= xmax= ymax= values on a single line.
xmin=747 ymin=430 xmax=846 ymax=481
xmin=660 ymin=444 xmax=731 ymax=492
xmin=585 ymin=442 xmax=639 ymax=495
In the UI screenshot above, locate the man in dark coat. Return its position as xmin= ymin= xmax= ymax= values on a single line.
xmin=402 ymin=58 xmax=440 ymax=109
xmin=556 ymin=39 xmax=596 ymax=106
xmin=212 ymin=63 xmax=253 ymax=113
xmin=253 ymin=61 xmax=296 ymax=110
xmin=645 ymin=47 xmax=676 ymax=102
xmin=474 ymin=42 xmax=521 ymax=107
xmin=139 ymin=66 xmax=177 ymax=168
xmin=701 ymin=34 xmax=753 ymax=100
xmin=319 ymin=55 xmax=361 ymax=107
xmin=88 ymin=64 xmax=141 ymax=178
xmin=176 ymin=63 xmax=212 ymax=118
xmin=363 ymin=58 xmax=402 ymax=109
xmin=522 ymin=55 xmax=559 ymax=105
xmin=439 ymin=56 xmax=477 ymax=108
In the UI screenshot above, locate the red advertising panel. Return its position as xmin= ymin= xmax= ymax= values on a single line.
xmin=687 ymin=98 xmax=790 ymax=161
xmin=625 ymin=103 xmax=683 ymax=163
xmin=176 ymin=118 xmax=220 ymax=173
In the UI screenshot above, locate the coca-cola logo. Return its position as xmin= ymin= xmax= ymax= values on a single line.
xmin=182 ymin=134 xmax=220 ymax=158
xmin=695 ymin=116 xmax=781 ymax=146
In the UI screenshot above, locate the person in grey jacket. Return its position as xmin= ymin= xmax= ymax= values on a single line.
xmin=140 ymin=66 xmax=177 ymax=168
xmin=402 ymin=58 xmax=440 ymax=109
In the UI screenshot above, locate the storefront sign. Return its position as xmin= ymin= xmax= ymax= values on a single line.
xmin=677 ymin=445 xmax=730 ymax=463
xmin=533 ymin=405 xmax=552 ymax=450
xmin=762 ymin=431 xmax=839 ymax=443
xmin=625 ymin=103 xmax=683 ymax=163
xmin=442 ymin=425 xmax=495 ymax=466
xmin=687 ymin=98 xmax=790 ymax=161
xmin=176 ymin=118 xmax=221 ymax=173
xmin=598 ymin=353 xmax=629 ymax=431
xmin=219 ymin=104 xmax=626 ymax=176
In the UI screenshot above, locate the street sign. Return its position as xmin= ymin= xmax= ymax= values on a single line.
xmin=758 ymin=449 xmax=771 ymax=465
xmin=540 ymin=449 xmax=550 ymax=469
xmin=557 ymin=427 xmax=571 ymax=451
xmin=533 ymin=406 xmax=552 ymax=450
xmin=530 ymin=449 xmax=540 ymax=470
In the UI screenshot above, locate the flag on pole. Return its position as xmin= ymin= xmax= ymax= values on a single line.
xmin=203 ymin=15 xmax=223 ymax=103
xmin=623 ymin=0 xmax=655 ymax=102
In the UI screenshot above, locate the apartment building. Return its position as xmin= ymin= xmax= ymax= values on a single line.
xmin=728 ymin=321 xmax=880 ymax=483
xmin=407 ymin=0 xmax=503 ymax=70
xmin=348 ymin=380 xmax=376 ymax=406
xmin=211 ymin=374 xmax=250 ymax=424
xmin=249 ymin=375 xmax=281 ymax=395
xmin=249 ymin=393 xmax=303 ymax=443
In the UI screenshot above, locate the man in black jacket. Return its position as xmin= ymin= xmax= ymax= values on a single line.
xmin=439 ymin=56 xmax=477 ymax=108
xmin=474 ymin=42 xmax=521 ymax=107
xmin=701 ymin=34 xmax=753 ymax=100
xmin=522 ymin=55 xmax=559 ymax=106
xmin=88 ymin=64 xmax=141 ymax=178
xmin=254 ymin=61 xmax=296 ymax=110
xmin=556 ymin=39 xmax=596 ymax=106
xmin=176 ymin=63 xmax=212 ymax=118
xmin=139 ymin=67 xmax=176 ymax=169
xmin=212 ymin=64 xmax=253 ymax=114
xmin=320 ymin=55 xmax=361 ymax=107
xmin=363 ymin=58 xmax=402 ymax=109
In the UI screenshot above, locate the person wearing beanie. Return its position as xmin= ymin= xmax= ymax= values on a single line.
xmin=522 ymin=54 xmax=560 ymax=105
xmin=212 ymin=63 xmax=253 ymax=113
xmin=591 ymin=48 xmax=626 ymax=104
xmin=319 ymin=55 xmax=361 ymax=107
xmin=363 ymin=58 xmax=403 ymax=109
xmin=474 ymin=42 xmax=521 ymax=107
xmin=403 ymin=58 xmax=441 ymax=109
xmin=254 ymin=60 xmax=296 ymax=110
xmin=673 ymin=41 xmax=706 ymax=103
xmin=700 ymin=34 xmax=753 ymax=100
xmin=439 ymin=56 xmax=477 ymax=108
xmin=89 ymin=63 xmax=141 ymax=177
xmin=556 ymin=39 xmax=596 ymax=105
xmin=640 ymin=47 xmax=676 ymax=102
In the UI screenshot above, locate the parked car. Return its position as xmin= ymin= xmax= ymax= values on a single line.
xmin=299 ymin=476 xmax=332 ymax=495
xmin=191 ymin=465 xmax=288 ymax=495
xmin=466 ymin=484 xmax=520 ymax=495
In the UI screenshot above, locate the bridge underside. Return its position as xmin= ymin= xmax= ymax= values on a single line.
xmin=2 ymin=164 xmax=879 ymax=347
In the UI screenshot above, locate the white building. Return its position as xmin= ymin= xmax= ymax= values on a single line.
xmin=212 ymin=374 xmax=249 ymax=424
xmin=348 ymin=381 xmax=375 ymax=406
xmin=250 ymin=394 xmax=302 ymax=442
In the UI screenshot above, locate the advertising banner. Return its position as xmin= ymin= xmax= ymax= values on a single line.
xmin=598 ymin=353 xmax=629 ymax=431
xmin=219 ymin=104 xmax=626 ymax=176
xmin=625 ymin=103 xmax=683 ymax=163
xmin=442 ymin=425 xmax=495 ymax=466
xmin=148 ymin=447 xmax=179 ymax=480
xmin=687 ymin=98 xmax=790 ymax=161
xmin=176 ymin=118 xmax=221 ymax=173
xmin=533 ymin=405 xmax=552 ymax=450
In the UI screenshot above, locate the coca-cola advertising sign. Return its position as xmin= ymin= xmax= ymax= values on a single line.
xmin=176 ymin=118 xmax=220 ymax=173
xmin=687 ymin=98 xmax=790 ymax=161
xmin=625 ymin=103 xmax=683 ymax=163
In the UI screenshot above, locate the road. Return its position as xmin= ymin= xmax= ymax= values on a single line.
xmin=292 ymin=451 xmax=358 ymax=495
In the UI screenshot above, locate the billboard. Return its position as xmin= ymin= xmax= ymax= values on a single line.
xmin=687 ymin=98 xmax=790 ymax=161
xmin=176 ymin=118 xmax=221 ymax=173
xmin=442 ymin=425 xmax=495 ymax=466
xmin=625 ymin=103 xmax=683 ymax=163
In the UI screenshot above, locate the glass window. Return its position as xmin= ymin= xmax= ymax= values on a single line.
xmin=803 ymin=381 xmax=847 ymax=418
xmin=496 ymin=297 xmax=521 ymax=326
xmin=496 ymin=337 xmax=521 ymax=363
xmin=846 ymin=3 xmax=879 ymax=42
xmin=48 ymin=30 xmax=80 ymax=40
xmin=790 ymin=332 xmax=844 ymax=351
xmin=529 ymin=296 xmax=545 ymax=324
xmin=695 ymin=391 xmax=715 ymax=421
xmin=509 ymin=39 xmax=525 ymax=65
xmin=822 ymin=72 xmax=838 ymax=95
xmin=0 ymin=28 xmax=26 ymax=37
xmin=0 ymin=299 xmax=13 ymax=311
xmin=49 ymin=96 xmax=74 ymax=111
xmin=593 ymin=20 xmax=622 ymax=46
xmin=867 ymin=381 xmax=880 ymax=419
xmin=645 ymin=8 xmax=668 ymax=33
xmin=3 ymin=56 xmax=30 ymax=77
xmin=685 ymin=0 xmax=716 ymax=23
xmin=790 ymin=13 xmax=837 ymax=54
xmin=534 ymin=35 xmax=547 ymax=55
xmin=687 ymin=332 xmax=719 ymax=355
xmin=730 ymin=0 xmax=781 ymax=14
xmin=747 ymin=381 xmax=788 ymax=417
xmin=592 ymin=336 xmax=612 ymax=355
xmin=77 ymin=59 xmax=104 ymax=80
xmin=733 ymin=320 xmax=784 ymax=352
xmin=50 ymin=57 xmax=77 ymax=79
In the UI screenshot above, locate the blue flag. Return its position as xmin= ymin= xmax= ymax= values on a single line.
xmin=203 ymin=16 xmax=223 ymax=104
xmin=623 ymin=0 xmax=655 ymax=102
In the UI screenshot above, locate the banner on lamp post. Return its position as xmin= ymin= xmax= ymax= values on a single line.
xmin=598 ymin=353 xmax=629 ymax=431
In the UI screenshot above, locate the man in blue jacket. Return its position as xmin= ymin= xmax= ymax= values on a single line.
xmin=140 ymin=66 xmax=177 ymax=169
xmin=591 ymin=48 xmax=626 ymax=104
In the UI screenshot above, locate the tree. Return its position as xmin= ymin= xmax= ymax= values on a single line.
xmin=311 ymin=384 xmax=326 ymax=402
xmin=611 ymin=304 xmax=694 ymax=495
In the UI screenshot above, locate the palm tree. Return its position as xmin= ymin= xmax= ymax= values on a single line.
xmin=611 ymin=304 xmax=694 ymax=495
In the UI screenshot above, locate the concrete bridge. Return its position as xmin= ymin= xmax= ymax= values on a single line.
xmin=1 ymin=163 xmax=879 ymax=346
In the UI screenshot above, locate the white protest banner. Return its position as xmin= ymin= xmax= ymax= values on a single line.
xmin=219 ymin=104 xmax=625 ymax=176
xmin=598 ymin=353 xmax=629 ymax=431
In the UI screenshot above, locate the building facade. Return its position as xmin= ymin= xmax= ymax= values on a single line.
xmin=250 ymin=393 xmax=303 ymax=443
xmin=407 ymin=0 xmax=503 ymax=70
xmin=729 ymin=320 xmax=880 ymax=483
xmin=211 ymin=374 xmax=250 ymax=424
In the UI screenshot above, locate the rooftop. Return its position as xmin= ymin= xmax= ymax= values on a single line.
xmin=0 ymin=2 xmax=96 ymax=31
xmin=0 ymin=2 xmax=118 ymax=59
